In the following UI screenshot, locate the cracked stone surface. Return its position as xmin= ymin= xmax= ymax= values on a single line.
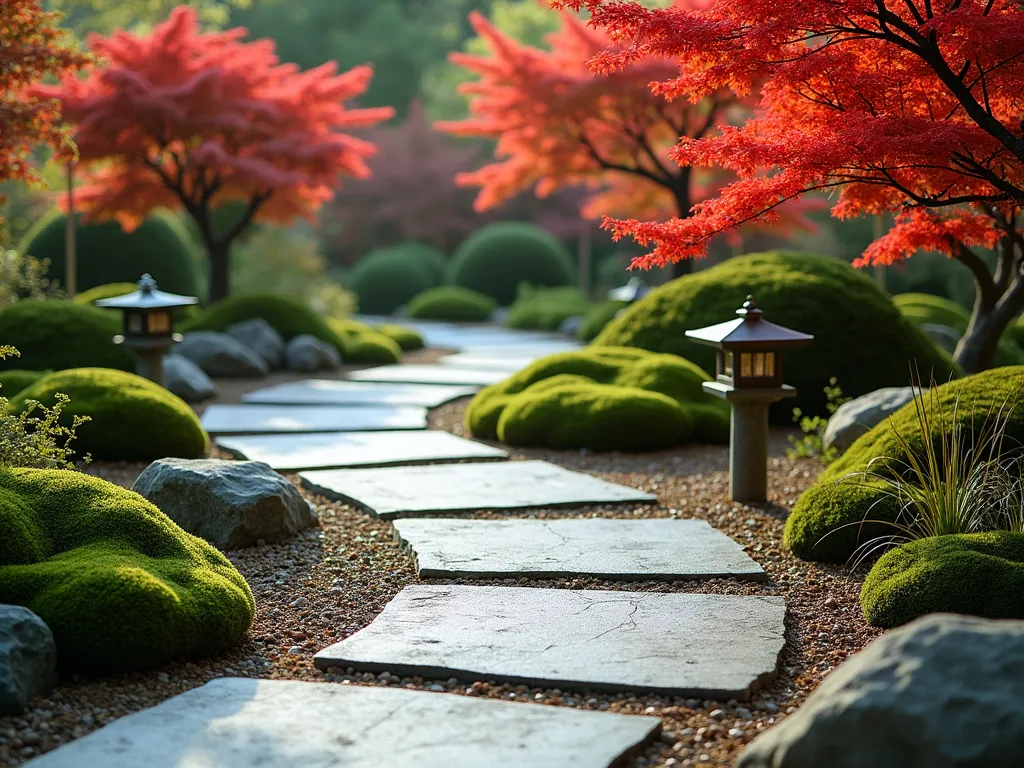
xmin=345 ymin=365 xmax=512 ymax=387
xmin=242 ymin=380 xmax=479 ymax=407
xmin=300 ymin=460 xmax=655 ymax=519
xmin=200 ymin=404 xmax=428 ymax=435
xmin=393 ymin=518 xmax=766 ymax=581
xmin=29 ymin=678 xmax=660 ymax=768
xmin=315 ymin=586 xmax=786 ymax=699
xmin=216 ymin=430 xmax=508 ymax=471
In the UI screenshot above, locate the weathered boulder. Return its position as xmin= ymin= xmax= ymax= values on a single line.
xmin=131 ymin=458 xmax=317 ymax=550
xmin=173 ymin=331 xmax=269 ymax=378
xmin=823 ymin=386 xmax=918 ymax=455
xmin=737 ymin=613 xmax=1024 ymax=768
xmin=921 ymin=322 xmax=961 ymax=354
xmin=0 ymin=605 xmax=57 ymax=715
xmin=226 ymin=318 xmax=285 ymax=369
xmin=285 ymin=334 xmax=342 ymax=373
xmin=163 ymin=354 xmax=217 ymax=403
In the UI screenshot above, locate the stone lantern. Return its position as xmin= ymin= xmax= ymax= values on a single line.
xmin=685 ymin=296 xmax=813 ymax=502
xmin=96 ymin=273 xmax=198 ymax=387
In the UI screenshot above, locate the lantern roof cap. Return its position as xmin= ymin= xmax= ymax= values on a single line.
xmin=96 ymin=274 xmax=198 ymax=310
xmin=684 ymin=295 xmax=814 ymax=348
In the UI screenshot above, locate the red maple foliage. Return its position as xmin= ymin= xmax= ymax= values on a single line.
xmin=33 ymin=6 xmax=393 ymax=300
xmin=556 ymin=0 xmax=1024 ymax=371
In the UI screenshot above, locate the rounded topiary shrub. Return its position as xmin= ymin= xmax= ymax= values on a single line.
xmin=406 ymin=286 xmax=497 ymax=322
xmin=376 ymin=324 xmax=425 ymax=351
xmin=72 ymin=282 xmax=139 ymax=305
xmin=594 ymin=251 xmax=955 ymax=419
xmin=0 ymin=370 xmax=49 ymax=397
xmin=19 ymin=210 xmax=200 ymax=296
xmin=0 ymin=466 xmax=253 ymax=674
xmin=11 ymin=368 xmax=209 ymax=461
xmin=327 ymin=318 xmax=402 ymax=364
xmin=505 ymin=286 xmax=590 ymax=331
xmin=447 ymin=222 xmax=575 ymax=306
xmin=348 ymin=245 xmax=442 ymax=315
xmin=0 ymin=300 xmax=135 ymax=372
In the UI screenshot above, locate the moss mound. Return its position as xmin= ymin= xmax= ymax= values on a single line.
xmin=375 ymin=324 xmax=425 ymax=351
xmin=579 ymin=300 xmax=628 ymax=341
xmin=0 ymin=370 xmax=49 ymax=397
xmin=594 ymin=251 xmax=954 ymax=418
xmin=505 ymin=286 xmax=590 ymax=331
xmin=406 ymin=286 xmax=497 ymax=322
xmin=0 ymin=467 xmax=253 ymax=674
xmin=447 ymin=222 xmax=575 ymax=306
xmin=785 ymin=366 xmax=1024 ymax=563
xmin=861 ymin=532 xmax=1024 ymax=627
xmin=348 ymin=244 xmax=442 ymax=315
xmin=327 ymin=318 xmax=402 ymax=364
xmin=893 ymin=292 xmax=1023 ymax=366
xmin=11 ymin=369 xmax=209 ymax=461
xmin=466 ymin=346 xmax=728 ymax=450
xmin=19 ymin=210 xmax=200 ymax=296
xmin=0 ymin=300 xmax=135 ymax=372
xmin=72 ymin=283 xmax=139 ymax=305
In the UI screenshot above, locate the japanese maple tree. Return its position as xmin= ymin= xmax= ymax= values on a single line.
xmin=557 ymin=0 xmax=1024 ymax=372
xmin=34 ymin=6 xmax=393 ymax=301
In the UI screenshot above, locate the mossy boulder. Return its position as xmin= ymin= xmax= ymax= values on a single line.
xmin=447 ymin=222 xmax=575 ymax=306
xmin=406 ymin=286 xmax=497 ymax=322
xmin=0 ymin=300 xmax=135 ymax=372
xmin=11 ymin=369 xmax=209 ymax=462
xmin=861 ymin=532 xmax=1024 ymax=627
xmin=0 ymin=370 xmax=49 ymax=397
xmin=72 ymin=283 xmax=138 ymax=305
xmin=785 ymin=366 xmax=1024 ymax=564
xmin=594 ymin=251 xmax=955 ymax=419
xmin=349 ymin=244 xmax=442 ymax=315
xmin=327 ymin=318 xmax=402 ymax=364
xmin=505 ymin=286 xmax=590 ymax=331
xmin=375 ymin=324 xmax=425 ymax=351
xmin=579 ymin=300 xmax=628 ymax=341
xmin=0 ymin=467 xmax=253 ymax=674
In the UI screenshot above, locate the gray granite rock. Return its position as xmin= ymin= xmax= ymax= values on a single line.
xmin=173 ymin=331 xmax=269 ymax=378
xmin=737 ymin=613 xmax=1024 ymax=768
xmin=131 ymin=458 xmax=317 ymax=549
xmin=921 ymin=322 xmax=961 ymax=354
xmin=0 ymin=605 xmax=57 ymax=715
xmin=285 ymin=334 xmax=342 ymax=373
xmin=823 ymin=386 xmax=918 ymax=454
xmin=226 ymin=318 xmax=285 ymax=368
xmin=162 ymin=355 xmax=217 ymax=403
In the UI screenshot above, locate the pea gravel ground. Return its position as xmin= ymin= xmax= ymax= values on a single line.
xmin=0 ymin=385 xmax=883 ymax=767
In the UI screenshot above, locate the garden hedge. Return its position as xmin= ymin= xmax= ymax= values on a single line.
xmin=594 ymin=251 xmax=955 ymax=419
xmin=784 ymin=366 xmax=1024 ymax=564
xmin=578 ymin=300 xmax=628 ymax=341
xmin=375 ymin=324 xmax=425 ymax=351
xmin=72 ymin=283 xmax=138 ymax=305
xmin=0 ymin=467 xmax=253 ymax=674
xmin=19 ymin=210 xmax=200 ymax=296
xmin=11 ymin=368 xmax=209 ymax=462
xmin=0 ymin=370 xmax=49 ymax=397
xmin=348 ymin=244 xmax=442 ymax=315
xmin=505 ymin=286 xmax=590 ymax=331
xmin=447 ymin=222 xmax=575 ymax=306
xmin=406 ymin=286 xmax=496 ymax=322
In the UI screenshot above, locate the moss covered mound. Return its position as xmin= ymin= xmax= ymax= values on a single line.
xmin=466 ymin=346 xmax=728 ymax=450
xmin=579 ymin=300 xmax=628 ymax=341
xmin=893 ymin=292 xmax=1023 ymax=366
xmin=0 ymin=370 xmax=49 ymax=397
xmin=406 ymin=286 xmax=497 ymax=322
xmin=349 ymin=245 xmax=442 ymax=315
xmin=375 ymin=324 xmax=425 ymax=351
xmin=11 ymin=369 xmax=209 ymax=461
xmin=447 ymin=222 xmax=575 ymax=306
xmin=506 ymin=286 xmax=590 ymax=331
xmin=861 ymin=532 xmax=1024 ymax=627
xmin=327 ymin=318 xmax=402 ymax=364
xmin=20 ymin=210 xmax=200 ymax=296
xmin=0 ymin=467 xmax=253 ymax=673
xmin=72 ymin=283 xmax=139 ymax=305
xmin=594 ymin=251 xmax=955 ymax=418
xmin=784 ymin=366 xmax=1024 ymax=563
xmin=0 ymin=300 xmax=135 ymax=372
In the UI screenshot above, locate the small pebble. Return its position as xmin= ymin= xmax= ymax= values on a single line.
xmin=709 ymin=709 xmax=726 ymax=720
xmin=287 ymin=646 xmax=302 ymax=655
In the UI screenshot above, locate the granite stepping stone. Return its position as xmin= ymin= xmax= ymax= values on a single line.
xmin=315 ymin=585 xmax=786 ymax=699
xmin=200 ymin=404 xmax=428 ymax=435
xmin=216 ymin=430 xmax=508 ymax=471
xmin=436 ymin=353 xmax=547 ymax=371
xmin=27 ymin=678 xmax=660 ymax=768
xmin=242 ymin=380 xmax=478 ymax=407
xmin=300 ymin=460 xmax=655 ymax=519
xmin=393 ymin=518 xmax=766 ymax=581
xmin=345 ymin=365 xmax=509 ymax=387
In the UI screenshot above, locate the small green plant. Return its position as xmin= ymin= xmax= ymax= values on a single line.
xmin=787 ymin=377 xmax=850 ymax=462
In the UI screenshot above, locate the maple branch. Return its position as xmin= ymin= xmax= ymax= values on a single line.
xmin=577 ymin=131 xmax=673 ymax=186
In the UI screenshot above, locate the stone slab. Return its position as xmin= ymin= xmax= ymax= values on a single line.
xmin=300 ymin=460 xmax=655 ymax=519
xmin=201 ymin=404 xmax=428 ymax=435
xmin=345 ymin=365 xmax=510 ymax=387
xmin=436 ymin=353 xmax=546 ymax=371
xmin=27 ymin=678 xmax=660 ymax=768
xmin=242 ymin=380 xmax=478 ymax=407
xmin=393 ymin=518 xmax=766 ymax=581
xmin=315 ymin=586 xmax=786 ymax=699
xmin=216 ymin=430 xmax=508 ymax=471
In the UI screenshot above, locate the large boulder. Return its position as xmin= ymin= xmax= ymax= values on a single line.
xmin=131 ymin=458 xmax=318 ymax=550
xmin=226 ymin=318 xmax=285 ymax=369
xmin=285 ymin=334 xmax=342 ymax=373
xmin=823 ymin=386 xmax=917 ymax=455
xmin=0 ymin=605 xmax=57 ymax=715
xmin=737 ymin=613 xmax=1024 ymax=768
xmin=174 ymin=331 xmax=269 ymax=378
xmin=163 ymin=355 xmax=217 ymax=403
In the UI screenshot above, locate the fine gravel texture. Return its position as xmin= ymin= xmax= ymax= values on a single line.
xmin=0 ymin=393 xmax=882 ymax=768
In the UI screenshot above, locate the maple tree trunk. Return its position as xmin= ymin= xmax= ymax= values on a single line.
xmin=207 ymin=241 xmax=232 ymax=303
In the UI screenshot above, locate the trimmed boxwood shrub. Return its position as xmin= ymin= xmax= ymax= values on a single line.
xmin=505 ymin=286 xmax=590 ymax=331
xmin=72 ymin=282 xmax=139 ymax=305
xmin=11 ymin=368 xmax=209 ymax=461
xmin=579 ymin=300 xmax=628 ymax=341
xmin=0 ymin=370 xmax=49 ymax=397
xmin=19 ymin=210 xmax=200 ymax=296
xmin=406 ymin=286 xmax=497 ymax=322
xmin=784 ymin=366 xmax=1024 ymax=564
xmin=327 ymin=318 xmax=402 ymax=364
xmin=0 ymin=466 xmax=253 ymax=674
xmin=348 ymin=244 xmax=442 ymax=315
xmin=447 ymin=222 xmax=575 ymax=306
xmin=376 ymin=324 xmax=425 ymax=351
xmin=861 ymin=532 xmax=1024 ymax=627
xmin=0 ymin=300 xmax=135 ymax=372
xmin=594 ymin=251 xmax=955 ymax=419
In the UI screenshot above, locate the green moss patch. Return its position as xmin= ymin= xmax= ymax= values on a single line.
xmin=406 ymin=286 xmax=496 ymax=322
xmin=327 ymin=318 xmax=402 ymax=364
xmin=505 ymin=286 xmax=590 ymax=331
xmin=376 ymin=324 xmax=425 ymax=351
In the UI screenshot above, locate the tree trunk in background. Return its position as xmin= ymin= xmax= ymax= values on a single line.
xmin=669 ymin=183 xmax=694 ymax=279
xmin=953 ymin=244 xmax=1024 ymax=373
xmin=207 ymin=240 xmax=231 ymax=303
xmin=64 ymin=163 xmax=76 ymax=297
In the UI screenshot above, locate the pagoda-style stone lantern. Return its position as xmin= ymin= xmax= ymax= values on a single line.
xmin=97 ymin=273 xmax=198 ymax=387
xmin=685 ymin=296 xmax=813 ymax=502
